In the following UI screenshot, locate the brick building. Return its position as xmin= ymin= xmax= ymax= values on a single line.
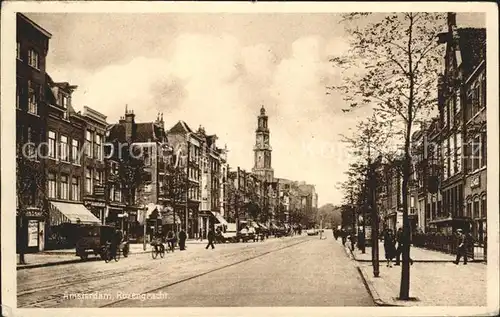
xmin=16 ymin=13 xmax=52 ymax=252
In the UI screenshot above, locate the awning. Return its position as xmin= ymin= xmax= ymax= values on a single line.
xmin=270 ymin=223 xmax=279 ymax=230
xmin=210 ymin=211 xmax=228 ymax=226
xmin=137 ymin=203 xmax=163 ymax=224
xmin=49 ymin=201 xmax=101 ymax=226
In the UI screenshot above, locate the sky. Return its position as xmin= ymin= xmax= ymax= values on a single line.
xmin=25 ymin=12 xmax=485 ymax=207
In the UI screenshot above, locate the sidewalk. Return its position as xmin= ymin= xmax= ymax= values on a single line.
xmin=352 ymin=240 xmax=461 ymax=262
xmin=342 ymin=240 xmax=487 ymax=306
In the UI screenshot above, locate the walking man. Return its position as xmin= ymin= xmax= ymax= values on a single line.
xmin=341 ymin=228 xmax=347 ymax=246
xmin=206 ymin=228 xmax=215 ymax=250
xmin=178 ymin=229 xmax=187 ymax=251
xmin=395 ymin=227 xmax=413 ymax=265
xmin=454 ymin=229 xmax=468 ymax=265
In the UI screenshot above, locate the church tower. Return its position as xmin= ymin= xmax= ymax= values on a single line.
xmin=252 ymin=106 xmax=274 ymax=183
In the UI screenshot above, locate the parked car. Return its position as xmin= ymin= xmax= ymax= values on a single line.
xmin=307 ymin=228 xmax=319 ymax=236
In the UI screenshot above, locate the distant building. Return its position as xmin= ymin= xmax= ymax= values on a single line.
xmin=106 ymin=108 xmax=170 ymax=237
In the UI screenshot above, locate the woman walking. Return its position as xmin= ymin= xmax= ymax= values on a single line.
xmin=383 ymin=229 xmax=397 ymax=267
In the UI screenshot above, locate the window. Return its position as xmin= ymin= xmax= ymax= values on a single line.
xmin=72 ymin=139 xmax=80 ymax=164
xmin=27 ymin=81 xmax=38 ymax=115
xmin=481 ymin=195 xmax=486 ymax=219
xmin=16 ymin=78 xmax=22 ymax=109
xmin=26 ymin=127 xmax=36 ymax=160
xmin=471 ymin=135 xmax=481 ymax=171
xmin=465 ymin=90 xmax=473 ymax=122
xmin=85 ymin=168 xmax=93 ymax=194
xmin=60 ymin=174 xmax=69 ymax=200
xmin=60 ymin=135 xmax=69 ymax=162
xmin=473 ymin=197 xmax=480 ymax=219
xmin=449 ymin=101 xmax=454 ymax=129
xmin=114 ymin=185 xmax=122 ymax=202
xmin=16 ymin=41 xmax=21 ymax=60
xmin=95 ymin=134 xmax=103 ymax=161
xmin=85 ymin=130 xmax=93 ymax=158
xmin=48 ymin=131 xmax=56 ymax=159
xmin=455 ymin=133 xmax=462 ymax=173
xmin=443 ymin=138 xmax=449 ymax=179
xmin=471 ymin=84 xmax=480 ymax=119
xmin=71 ymin=177 xmax=80 ymax=201
xmin=109 ymin=185 xmax=115 ymax=201
xmin=48 ymin=173 xmax=56 ymax=198
xmin=455 ymin=90 xmax=461 ymax=114
xmin=466 ymin=200 xmax=472 ymax=218
xmin=449 ymin=135 xmax=455 ymax=176
xmin=481 ymin=132 xmax=487 ymax=167
xmin=94 ymin=170 xmax=103 ymax=185
xmin=28 ymin=49 xmax=39 ymax=69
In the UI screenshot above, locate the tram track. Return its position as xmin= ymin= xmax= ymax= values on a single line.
xmin=99 ymin=238 xmax=311 ymax=307
xmin=17 ymin=236 xmax=311 ymax=308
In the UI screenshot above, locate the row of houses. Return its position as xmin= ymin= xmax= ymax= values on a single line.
xmin=377 ymin=13 xmax=487 ymax=243
xmin=16 ymin=13 xmax=318 ymax=252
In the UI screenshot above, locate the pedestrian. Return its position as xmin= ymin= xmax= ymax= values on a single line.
xmin=166 ymin=229 xmax=176 ymax=252
xmin=206 ymin=228 xmax=215 ymax=250
xmin=341 ymin=229 xmax=347 ymax=246
xmin=348 ymin=231 xmax=356 ymax=251
xmin=394 ymin=227 xmax=413 ymax=266
xmin=383 ymin=229 xmax=397 ymax=267
xmin=178 ymin=229 xmax=187 ymax=251
xmin=199 ymin=228 xmax=203 ymax=241
xmin=454 ymin=229 xmax=468 ymax=265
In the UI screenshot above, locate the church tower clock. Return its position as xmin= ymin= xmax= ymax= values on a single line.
xmin=252 ymin=106 xmax=274 ymax=183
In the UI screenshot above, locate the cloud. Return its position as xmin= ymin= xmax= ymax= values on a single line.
xmin=48 ymin=31 xmax=355 ymax=206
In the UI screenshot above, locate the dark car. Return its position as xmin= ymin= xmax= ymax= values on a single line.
xmin=75 ymin=225 xmax=129 ymax=260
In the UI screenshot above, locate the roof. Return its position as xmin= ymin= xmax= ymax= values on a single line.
xmin=457 ymin=28 xmax=486 ymax=76
xmin=107 ymin=122 xmax=166 ymax=143
xmin=106 ymin=124 xmax=127 ymax=143
xmin=18 ymin=13 xmax=52 ymax=38
xmin=169 ymin=121 xmax=193 ymax=134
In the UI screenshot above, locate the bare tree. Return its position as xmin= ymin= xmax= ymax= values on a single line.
xmin=16 ymin=144 xmax=44 ymax=264
xmin=330 ymin=12 xmax=446 ymax=299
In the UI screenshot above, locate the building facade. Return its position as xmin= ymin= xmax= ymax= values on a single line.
xmin=16 ymin=13 xmax=52 ymax=252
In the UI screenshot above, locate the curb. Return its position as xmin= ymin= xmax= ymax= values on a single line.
xmin=356 ymin=266 xmax=399 ymax=307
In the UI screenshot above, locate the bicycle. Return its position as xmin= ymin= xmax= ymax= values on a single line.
xmin=166 ymin=239 xmax=176 ymax=253
xmin=151 ymin=240 xmax=165 ymax=259
xmin=102 ymin=242 xmax=120 ymax=263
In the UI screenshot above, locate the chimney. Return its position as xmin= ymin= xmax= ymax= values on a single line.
xmin=124 ymin=104 xmax=135 ymax=142
xmin=447 ymin=12 xmax=457 ymax=29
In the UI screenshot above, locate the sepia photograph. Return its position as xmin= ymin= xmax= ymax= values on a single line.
xmin=1 ymin=2 xmax=498 ymax=317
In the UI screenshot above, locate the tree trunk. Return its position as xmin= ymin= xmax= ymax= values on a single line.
xmin=399 ymin=153 xmax=411 ymax=299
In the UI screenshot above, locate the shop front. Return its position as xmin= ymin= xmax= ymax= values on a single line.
xmin=17 ymin=207 xmax=46 ymax=253
xmin=464 ymin=170 xmax=487 ymax=244
xmin=47 ymin=200 xmax=101 ymax=249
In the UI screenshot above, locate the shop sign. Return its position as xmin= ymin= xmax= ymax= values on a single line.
xmin=470 ymin=175 xmax=480 ymax=189
xmin=94 ymin=185 xmax=105 ymax=198
xmin=27 ymin=220 xmax=39 ymax=247
xmin=25 ymin=208 xmax=43 ymax=218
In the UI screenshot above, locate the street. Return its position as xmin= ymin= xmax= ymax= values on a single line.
xmin=18 ymin=235 xmax=374 ymax=307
